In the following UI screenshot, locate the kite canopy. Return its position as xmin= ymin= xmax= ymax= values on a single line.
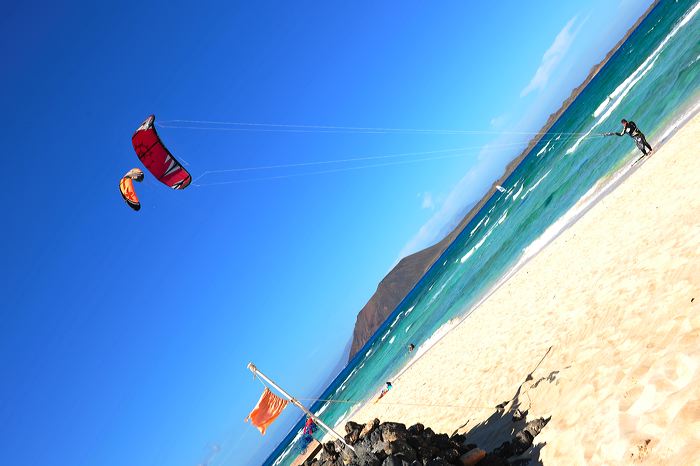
xmin=132 ymin=115 xmax=191 ymax=189
xmin=119 ymin=168 xmax=144 ymax=211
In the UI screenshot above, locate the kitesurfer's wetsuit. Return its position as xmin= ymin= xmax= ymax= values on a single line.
xmin=606 ymin=121 xmax=653 ymax=155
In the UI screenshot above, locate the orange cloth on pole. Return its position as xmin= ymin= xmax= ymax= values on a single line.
xmin=245 ymin=388 xmax=289 ymax=435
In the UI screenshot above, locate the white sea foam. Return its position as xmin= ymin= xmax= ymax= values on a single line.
xmin=365 ymin=349 xmax=373 ymax=357
xmin=505 ymin=182 xmax=518 ymax=200
xmin=568 ymin=1 xmax=700 ymax=155
xmin=389 ymin=336 xmax=396 ymax=344
xmin=536 ymin=140 xmax=551 ymax=157
xmin=405 ymin=305 xmax=415 ymax=316
xmin=555 ymin=134 xmax=562 ymax=140
xmin=316 ymin=403 xmax=330 ymax=417
xmin=514 ymin=155 xmax=639 ymax=276
xmin=567 ymin=54 xmax=659 ymax=154
xmin=390 ymin=313 xmax=402 ymax=328
xmin=512 ymin=184 xmax=524 ymax=201
xmin=593 ymin=96 xmax=612 ymax=118
xmin=381 ymin=330 xmax=390 ymax=341
xmin=521 ymin=169 xmax=552 ymax=200
xmin=469 ymin=216 xmax=487 ymax=237
xmin=273 ymin=432 xmax=303 ymax=466
xmin=332 ymin=407 xmax=359 ymax=434
xmin=405 ymin=323 xmax=412 ymax=333
xmin=460 ymin=223 xmax=496 ymax=263
xmin=498 ymin=209 xmax=509 ymax=224
xmin=657 ymin=99 xmax=700 ymax=143
xmin=459 ymin=248 xmax=476 ymax=264
xmin=430 ymin=279 xmax=450 ymax=301
xmin=336 ymin=366 xmax=359 ymax=393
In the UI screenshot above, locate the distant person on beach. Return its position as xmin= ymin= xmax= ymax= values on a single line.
xmin=604 ymin=119 xmax=653 ymax=156
xmin=408 ymin=343 xmax=415 ymax=352
xmin=375 ymin=382 xmax=393 ymax=403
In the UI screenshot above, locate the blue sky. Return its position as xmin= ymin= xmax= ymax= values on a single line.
xmin=0 ymin=1 xmax=653 ymax=465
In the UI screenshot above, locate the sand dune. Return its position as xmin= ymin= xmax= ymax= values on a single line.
xmin=349 ymin=114 xmax=700 ymax=465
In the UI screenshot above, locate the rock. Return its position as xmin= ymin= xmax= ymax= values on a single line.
xmin=523 ymin=417 xmax=550 ymax=438
xmin=346 ymin=421 xmax=362 ymax=434
xmin=317 ymin=441 xmax=342 ymax=464
xmin=345 ymin=430 xmax=360 ymax=446
xmin=491 ymin=441 xmax=514 ymax=459
xmin=407 ymin=423 xmax=424 ymax=436
xmin=416 ymin=445 xmax=441 ymax=461
xmin=431 ymin=433 xmax=451 ymax=451
xmin=459 ymin=448 xmax=486 ymax=466
xmin=449 ymin=433 xmax=466 ymax=446
xmin=352 ymin=440 xmax=380 ymax=466
xmin=382 ymin=456 xmax=410 ymax=466
xmin=319 ymin=458 xmax=344 ymax=466
xmin=512 ymin=408 xmax=528 ymax=422
xmin=512 ymin=431 xmax=534 ymax=456
xmin=495 ymin=401 xmax=508 ymax=411
xmin=380 ymin=422 xmax=408 ymax=443
xmin=339 ymin=445 xmax=358 ymax=465
xmin=360 ymin=419 xmax=380 ymax=439
xmin=383 ymin=440 xmax=417 ymax=462
xmin=442 ymin=448 xmax=460 ymax=463
xmin=334 ymin=440 xmax=347 ymax=453
xmin=366 ymin=429 xmax=386 ymax=455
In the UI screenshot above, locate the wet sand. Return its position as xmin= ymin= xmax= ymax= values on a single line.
xmin=348 ymin=113 xmax=700 ymax=465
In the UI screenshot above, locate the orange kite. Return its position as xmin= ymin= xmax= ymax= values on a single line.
xmin=245 ymin=388 xmax=289 ymax=435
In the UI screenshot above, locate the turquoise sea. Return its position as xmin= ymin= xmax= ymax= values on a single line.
xmin=266 ymin=1 xmax=700 ymax=464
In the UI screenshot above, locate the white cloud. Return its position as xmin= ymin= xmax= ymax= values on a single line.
xmin=396 ymin=141 xmax=518 ymax=260
xmin=420 ymin=192 xmax=435 ymax=210
xmin=490 ymin=113 xmax=509 ymax=129
xmin=520 ymin=15 xmax=586 ymax=97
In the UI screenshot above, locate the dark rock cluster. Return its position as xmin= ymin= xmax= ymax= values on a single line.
xmin=302 ymin=416 xmax=550 ymax=466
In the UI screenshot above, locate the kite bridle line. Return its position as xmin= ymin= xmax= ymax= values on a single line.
xmin=181 ymin=133 xmax=605 ymax=187
xmin=157 ymin=119 xmax=603 ymax=137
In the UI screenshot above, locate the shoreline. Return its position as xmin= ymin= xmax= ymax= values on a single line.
xmin=332 ymin=100 xmax=700 ymax=432
xmin=346 ymin=0 xmax=662 ymax=361
xmin=344 ymin=114 xmax=700 ymax=462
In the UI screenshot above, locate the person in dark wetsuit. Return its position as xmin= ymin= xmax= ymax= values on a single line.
xmin=604 ymin=119 xmax=653 ymax=156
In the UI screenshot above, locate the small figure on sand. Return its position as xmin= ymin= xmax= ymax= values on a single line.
xmin=604 ymin=119 xmax=653 ymax=157
xmin=408 ymin=343 xmax=415 ymax=352
xmin=375 ymin=381 xmax=393 ymax=403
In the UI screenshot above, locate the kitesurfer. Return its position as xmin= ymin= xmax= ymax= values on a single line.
xmin=604 ymin=119 xmax=653 ymax=156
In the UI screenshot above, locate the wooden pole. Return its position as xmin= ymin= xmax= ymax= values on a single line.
xmin=247 ymin=362 xmax=355 ymax=452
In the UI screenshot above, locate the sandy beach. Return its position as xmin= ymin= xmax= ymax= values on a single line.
xmin=348 ymin=113 xmax=700 ymax=465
